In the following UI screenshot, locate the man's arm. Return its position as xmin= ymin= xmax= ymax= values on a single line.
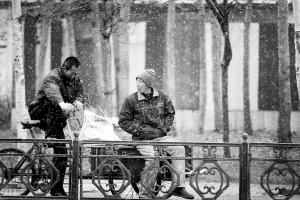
xmin=43 ymin=76 xmax=64 ymax=104
xmin=118 ymin=98 xmax=143 ymax=136
xmin=43 ymin=75 xmax=74 ymax=113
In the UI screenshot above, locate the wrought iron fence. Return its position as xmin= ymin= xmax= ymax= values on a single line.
xmin=248 ymin=142 xmax=300 ymax=200
xmin=0 ymin=133 xmax=299 ymax=200
xmin=0 ymin=138 xmax=73 ymax=199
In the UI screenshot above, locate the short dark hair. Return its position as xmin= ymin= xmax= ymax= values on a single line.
xmin=62 ymin=56 xmax=80 ymax=70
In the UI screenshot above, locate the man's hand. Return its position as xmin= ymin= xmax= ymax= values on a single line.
xmin=73 ymin=100 xmax=84 ymax=111
xmin=136 ymin=125 xmax=167 ymax=140
xmin=161 ymin=127 xmax=170 ymax=134
xmin=59 ymin=102 xmax=74 ymax=113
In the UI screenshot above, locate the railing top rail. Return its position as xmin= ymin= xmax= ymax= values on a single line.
xmin=250 ymin=142 xmax=300 ymax=147
xmin=0 ymin=138 xmax=71 ymax=143
xmin=80 ymin=140 xmax=240 ymax=146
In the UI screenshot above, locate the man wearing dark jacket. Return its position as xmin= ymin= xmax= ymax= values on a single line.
xmin=28 ymin=56 xmax=83 ymax=196
xmin=118 ymin=69 xmax=194 ymax=199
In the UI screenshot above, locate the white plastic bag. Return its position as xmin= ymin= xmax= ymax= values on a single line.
xmin=79 ymin=110 xmax=122 ymax=141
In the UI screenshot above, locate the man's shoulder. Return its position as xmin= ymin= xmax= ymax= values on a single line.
xmin=127 ymin=92 xmax=138 ymax=100
xmin=45 ymin=68 xmax=60 ymax=80
xmin=154 ymin=89 xmax=168 ymax=97
xmin=123 ymin=92 xmax=138 ymax=102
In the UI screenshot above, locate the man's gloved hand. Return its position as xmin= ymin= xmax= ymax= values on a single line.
xmin=73 ymin=100 xmax=84 ymax=111
xmin=59 ymin=102 xmax=74 ymax=113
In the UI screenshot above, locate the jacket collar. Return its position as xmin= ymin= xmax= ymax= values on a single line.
xmin=137 ymin=88 xmax=159 ymax=100
xmin=58 ymin=68 xmax=75 ymax=85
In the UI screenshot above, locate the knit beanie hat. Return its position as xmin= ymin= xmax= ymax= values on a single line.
xmin=136 ymin=69 xmax=156 ymax=88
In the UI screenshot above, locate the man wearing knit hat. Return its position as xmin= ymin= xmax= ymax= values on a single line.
xmin=118 ymin=69 xmax=194 ymax=199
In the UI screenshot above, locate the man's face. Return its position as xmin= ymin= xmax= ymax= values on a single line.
xmin=136 ymin=78 xmax=149 ymax=93
xmin=62 ymin=65 xmax=78 ymax=80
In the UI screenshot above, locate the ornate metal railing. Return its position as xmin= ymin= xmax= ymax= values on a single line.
xmin=249 ymin=142 xmax=300 ymax=200
xmin=0 ymin=138 xmax=73 ymax=199
xmin=79 ymin=136 xmax=241 ymax=200
xmin=0 ymin=133 xmax=299 ymax=200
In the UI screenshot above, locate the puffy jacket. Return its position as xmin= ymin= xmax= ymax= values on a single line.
xmin=118 ymin=89 xmax=175 ymax=140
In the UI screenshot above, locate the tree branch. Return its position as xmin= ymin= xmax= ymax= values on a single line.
xmin=206 ymin=0 xmax=225 ymax=25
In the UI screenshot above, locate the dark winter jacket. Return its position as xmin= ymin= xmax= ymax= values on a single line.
xmin=28 ymin=68 xmax=83 ymax=136
xmin=32 ymin=68 xmax=83 ymax=105
xmin=118 ymin=89 xmax=175 ymax=140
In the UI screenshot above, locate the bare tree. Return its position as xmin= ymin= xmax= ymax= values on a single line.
xmin=292 ymin=0 xmax=300 ymax=108
xmin=277 ymin=0 xmax=292 ymax=143
xmin=11 ymin=0 xmax=28 ymax=138
xmin=36 ymin=18 xmax=51 ymax=88
xmin=243 ymin=0 xmax=253 ymax=135
xmin=115 ymin=0 xmax=132 ymax=114
xmin=62 ymin=14 xmax=77 ymax=60
xmin=95 ymin=0 xmax=114 ymax=117
xmin=198 ymin=0 xmax=206 ymax=134
xmin=212 ymin=18 xmax=223 ymax=132
xmin=206 ymin=0 xmax=233 ymax=157
xmin=165 ymin=0 xmax=176 ymax=135
xmin=166 ymin=0 xmax=176 ymax=102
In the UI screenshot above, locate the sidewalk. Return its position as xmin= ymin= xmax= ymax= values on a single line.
xmin=74 ymin=179 xmax=300 ymax=200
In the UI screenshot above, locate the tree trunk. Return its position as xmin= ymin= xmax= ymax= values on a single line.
xmin=102 ymin=38 xmax=113 ymax=117
xmin=206 ymin=0 xmax=232 ymax=157
xmin=67 ymin=16 xmax=77 ymax=56
xmin=91 ymin=0 xmax=106 ymax=114
xmin=212 ymin=18 xmax=223 ymax=132
xmin=62 ymin=15 xmax=77 ymax=60
xmin=11 ymin=0 xmax=28 ymax=138
xmin=110 ymin=35 xmax=118 ymax=117
xmin=198 ymin=0 xmax=206 ymax=134
xmin=222 ymin=25 xmax=232 ymax=158
xmin=243 ymin=0 xmax=253 ymax=135
xmin=166 ymin=0 xmax=176 ymax=136
xmin=115 ymin=0 xmax=131 ymax=114
xmin=166 ymin=0 xmax=176 ymax=101
xmin=277 ymin=0 xmax=292 ymax=143
xmin=292 ymin=0 xmax=300 ymax=108
xmin=36 ymin=19 xmax=51 ymax=89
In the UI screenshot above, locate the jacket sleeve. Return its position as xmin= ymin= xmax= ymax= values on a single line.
xmin=42 ymin=75 xmax=64 ymax=104
xmin=75 ymin=77 xmax=84 ymax=102
xmin=118 ymin=97 xmax=143 ymax=136
xmin=163 ymin=94 xmax=175 ymax=131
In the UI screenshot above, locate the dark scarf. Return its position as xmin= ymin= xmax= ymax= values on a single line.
xmin=142 ymin=88 xmax=154 ymax=100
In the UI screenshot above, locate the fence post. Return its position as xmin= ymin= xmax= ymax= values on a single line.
xmin=70 ymin=131 xmax=80 ymax=200
xmin=239 ymin=133 xmax=250 ymax=200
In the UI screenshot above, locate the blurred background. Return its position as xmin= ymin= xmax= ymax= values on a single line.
xmin=0 ymin=0 xmax=299 ymax=144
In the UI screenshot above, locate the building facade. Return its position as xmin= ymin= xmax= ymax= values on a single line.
xmin=0 ymin=2 xmax=299 ymax=134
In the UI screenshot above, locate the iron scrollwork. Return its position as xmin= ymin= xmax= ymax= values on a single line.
xmin=260 ymin=162 xmax=300 ymax=200
xmin=92 ymin=158 xmax=131 ymax=197
xmin=20 ymin=156 xmax=59 ymax=196
xmin=190 ymin=160 xmax=230 ymax=199
xmin=202 ymin=146 xmax=217 ymax=159
xmin=273 ymin=147 xmax=289 ymax=160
